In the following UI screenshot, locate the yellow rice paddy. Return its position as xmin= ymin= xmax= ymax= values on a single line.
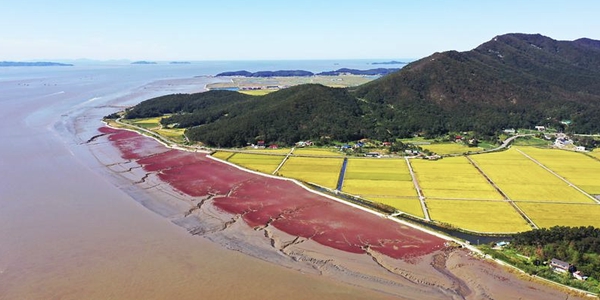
xmin=516 ymin=202 xmax=600 ymax=228
xmin=211 ymin=151 xmax=235 ymax=161
xmin=469 ymin=148 xmax=594 ymax=203
xmin=278 ymin=157 xmax=343 ymax=189
xmin=411 ymin=157 xmax=503 ymax=200
xmin=367 ymin=197 xmax=425 ymax=218
xmin=227 ymin=153 xmax=285 ymax=174
xmin=517 ymin=147 xmax=600 ymax=195
xmin=427 ymin=199 xmax=531 ymax=233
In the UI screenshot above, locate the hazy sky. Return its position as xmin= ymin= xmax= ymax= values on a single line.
xmin=2 ymin=0 xmax=598 ymax=61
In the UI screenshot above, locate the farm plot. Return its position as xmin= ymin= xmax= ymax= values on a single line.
xmin=129 ymin=117 xmax=162 ymax=129
xmin=342 ymin=159 xmax=421 ymax=216
xmin=590 ymin=150 xmax=600 ymax=160
xmin=411 ymin=157 xmax=503 ymax=200
xmin=293 ymin=147 xmax=345 ymax=157
xmin=469 ymin=148 xmax=593 ymax=203
xmin=422 ymin=143 xmax=483 ymax=155
xmin=227 ymin=153 xmax=285 ymax=174
xmin=211 ymin=151 xmax=235 ymax=161
xmin=427 ymin=199 xmax=531 ymax=233
xmin=342 ymin=159 xmax=416 ymax=197
xmin=370 ymin=197 xmax=425 ymax=218
xmin=516 ymin=202 xmax=600 ymax=228
xmin=243 ymin=148 xmax=292 ymax=155
xmin=518 ymin=147 xmax=600 ymax=195
xmin=278 ymin=157 xmax=343 ymax=189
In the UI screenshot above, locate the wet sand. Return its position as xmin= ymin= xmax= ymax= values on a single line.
xmin=94 ymin=125 xmax=589 ymax=300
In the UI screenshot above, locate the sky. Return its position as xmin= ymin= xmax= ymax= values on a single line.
xmin=1 ymin=0 xmax=599 ymax=61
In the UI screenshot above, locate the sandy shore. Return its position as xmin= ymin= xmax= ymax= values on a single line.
xmin=89 ymin=126 xmax=589 ymax=300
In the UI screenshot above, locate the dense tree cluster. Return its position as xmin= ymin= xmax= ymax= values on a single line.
xmin=511 ymin=226 xmax=600 ymax=279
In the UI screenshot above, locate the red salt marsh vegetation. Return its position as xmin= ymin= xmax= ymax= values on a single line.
xmin=99 ymin=126 xmax=445 ymax=260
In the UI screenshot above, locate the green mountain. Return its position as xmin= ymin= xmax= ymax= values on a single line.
xmin=354 ymin=33 xmax=600 ymax=135
xmin=123 ymin=33 xmax=600 ymax=147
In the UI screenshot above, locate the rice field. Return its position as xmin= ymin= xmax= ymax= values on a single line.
xmin=427 ymin=199 xmax=531 ymax=233
xmin=411 ymin=157 xmax=503 ymax=200
xmin=342 ymin=159 xmax=420 ymax=215
xmin=210 ymin=141 xmax=600 ymax=233
xmin=421 ymin=143 xmax=483 ymax=155
xmin=516 ymin=202 xmax=600 ymax=228
xmin=278 ymin=157 xmax=343 ymax=188
xmin=243 ymin=148 xmax=292 ymax=155
xmin=129 ymin=117 xmax=162 ymax=129
xmin=589 ymin=150 xmax=600 ymax=160
xmin=211 ymin=151 xmax=235 ymax=161
xmin=367 ymin=197 xmax=425 ymax=218
xmin=227 ymin=153 xmax=285 ymax=174
xmin=293 ymin=147 xmax=345 ymax=156
xmin=517 ymin=147 xmax=600 ymax=195
xmin=469 ymin=148 xmax=594 ymax=203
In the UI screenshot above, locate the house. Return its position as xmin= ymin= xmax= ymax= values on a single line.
xmin=365 ymin=152 xmax=381 ymax=158
xmin=296 ymin=140 xmax=313 ymax=147
xmin=576 ymin=146 xmax=586 ymax=152
xmin=255 ymin=140 xmax=266 ymax=148
xmin=382 ymin=142 xmax=392 ymax=147
xmin=269 ymin=144 xmax=278 ymax=149
xmin=550 ymin=258 xmax=570 ymax=273
xmin=495 ymin=241 xmax=510 ymax=248
xmin=535 ymin=125 xmax=546 ymax=131
xmin=503 ymin=128 xmax=516 ymax=134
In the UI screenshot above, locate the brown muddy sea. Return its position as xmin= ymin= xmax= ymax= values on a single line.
xmin=0 ymin=64 xmax=395 ymax=300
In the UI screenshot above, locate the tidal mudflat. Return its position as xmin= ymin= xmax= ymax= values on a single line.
xmin=95 ymin=125 xmax=587 ymax=300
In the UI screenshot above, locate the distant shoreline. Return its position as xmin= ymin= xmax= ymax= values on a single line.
xmin=0 ymin=61 xmax=73 ymax=67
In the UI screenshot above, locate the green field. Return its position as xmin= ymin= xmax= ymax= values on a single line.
xmin=238 ymin=90 xmax=274 ymax=96
xmin=421 ymin=143 xmax=483 ymax=155
xmin=469 ymin=148 xmax=594 ymax=203
xmin=293 ymin=147 xmax=345 ymax=156
xmin=427 ymin=199 xmax=531 ymax=233
xmin=228 ymin=153 xmax=285 ymax=174
xmin=278 ymin=157 xmax=343 ymax=188
xmin=242 ymin=148 xmax=292 ymax=155
xmin=412 ymin=157 xmax=503 ymax=200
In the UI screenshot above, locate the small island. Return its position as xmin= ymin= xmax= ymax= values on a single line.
xmin=0 ymin=61 xmax=73 ymax=67
xmin=371 ymin=60 xmax=408 ymax=65
xmin=131 ymin=61 xmax=157 ymax=65
xmin=169 ymin=61 xmax=191 ymax=64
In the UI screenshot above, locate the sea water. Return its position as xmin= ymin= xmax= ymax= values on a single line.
xmin=0 ymin=60 xmax=405 ymax=300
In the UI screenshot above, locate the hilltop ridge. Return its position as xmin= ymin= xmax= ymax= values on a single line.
xmin=122 ymin=33 xmax=600 ymax=147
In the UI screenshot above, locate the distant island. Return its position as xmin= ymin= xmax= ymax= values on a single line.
xmin=216 ymin=68 xmax=399 ymax=77
xmin=0 ymin=61 xmax=73 ymax=67
xmin=131 ymin=61 xmax=157 ymax=65
xmin=169 ymin=61 xmax=191 ymax=64
xmin=371 ymin=60 xmax=408 ymax=65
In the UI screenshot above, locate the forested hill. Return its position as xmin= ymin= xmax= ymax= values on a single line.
xmin=125 ymin=85 xmax=369 ymax=146
xmin=123 ymin=33 xmax=600 ymax=147
xmin=354 ymin=33 xmax=600 ymax=134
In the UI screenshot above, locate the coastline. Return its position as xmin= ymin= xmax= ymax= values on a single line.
xmin=91 ymin=122 xmax=589 ymax=299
